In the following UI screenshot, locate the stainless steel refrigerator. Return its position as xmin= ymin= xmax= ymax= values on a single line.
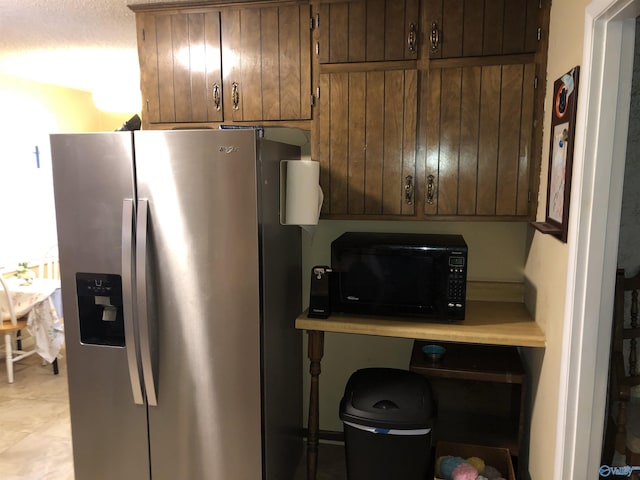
xmin=50 ymin=129 xmax=303 ymax=480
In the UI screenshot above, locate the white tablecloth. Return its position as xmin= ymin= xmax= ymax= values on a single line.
xmin=1 ymin=278 xmax=65 ymax=363
xmin=1 ymin=278 xmax=59 ymax=320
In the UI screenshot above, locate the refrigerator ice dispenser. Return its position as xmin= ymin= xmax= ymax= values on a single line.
xmin=76 ymin=273 xmax=125 ymax=346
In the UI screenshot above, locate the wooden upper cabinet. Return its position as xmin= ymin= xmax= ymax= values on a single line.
xmin=221 ymin=4 xmax=311 ymax=122
xmin=133 ymin=2 xmax=311 ymax=126
xmin=318 ymin=68 xmax=418 ymax=216
xmin=310 ymin=0 xmax=548 ymax=220
xmin=422 ymin=63 xmax=535 ymax=217
xmin=136 ymin=11 xmax=223 ymax=124
xmin=425 ymin=0 xmax=540 ymax=58
xmin=316 ymin=0 xmax=419 ymax=63
xmin=312 ymin=0 xmax=420 ymax=218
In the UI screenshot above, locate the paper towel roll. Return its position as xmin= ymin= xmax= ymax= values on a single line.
xmin=283 ymin=160 xmax=323 ymax=225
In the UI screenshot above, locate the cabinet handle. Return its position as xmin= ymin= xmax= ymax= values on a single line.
xmin=408 ymin=23 xmax=417 ymax=55
xmin=427 ymin=174 xmax=435 ymax=204
xmin=430 ymin=22 xmax=440 ymax=51
xmin=404 ymin=175 xmax=414 ymax=205
xmin=213 ymin=83 xmax=221 ymax=111
xmin=232 ymin=82 xmax=240 ymax=111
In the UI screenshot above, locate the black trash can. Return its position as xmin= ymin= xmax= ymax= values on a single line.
xmin=339 ymin=368 xmax=436 ymax=480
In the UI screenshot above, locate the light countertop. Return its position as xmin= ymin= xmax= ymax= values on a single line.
xmin=296 ymin=300 xmax=545 ymax=348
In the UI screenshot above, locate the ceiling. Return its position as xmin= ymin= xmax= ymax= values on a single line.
xmin=0 ymin=0 xmax=189 ymax=111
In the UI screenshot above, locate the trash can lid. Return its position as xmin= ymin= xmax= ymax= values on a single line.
xmin=339 ymin=368 xmax=436 ymax=430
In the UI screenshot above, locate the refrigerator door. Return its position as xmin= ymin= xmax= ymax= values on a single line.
xmin=50 ymin=133 xmax=151 ymax=480
xmin=133 ymin=130 xmax=263 ymax=479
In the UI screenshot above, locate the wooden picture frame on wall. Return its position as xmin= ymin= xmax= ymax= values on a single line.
xmin=532 ymin=66 xmax=580 ymax=243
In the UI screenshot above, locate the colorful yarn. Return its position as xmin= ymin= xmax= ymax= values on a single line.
xmin=451 ymin=462 xmax=478 ymax=480
xmin=436 ymin=454 xmax=508 ymax=480
xmin=439 ymin=456 xmax=465 ymax=480
xmin=466 ymin=456 xmax=485 ymax=472
xmin=435 ymin=456 xmax=446 ymax=478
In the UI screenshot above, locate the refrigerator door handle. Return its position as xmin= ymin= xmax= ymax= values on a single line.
xmin=136 ymin=199 xmax=158 ymax=407
xmin=122 ymin=199 xmax=144 ymax=405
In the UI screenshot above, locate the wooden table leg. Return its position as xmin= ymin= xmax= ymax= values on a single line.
xmin=307 ymin=330 xmax=324 ymax=480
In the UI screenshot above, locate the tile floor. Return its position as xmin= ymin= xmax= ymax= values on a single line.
xmin=0 ymin=349 xmax=73 ymax=480
xmin=0 ymin=349 xmax=347 ymax=480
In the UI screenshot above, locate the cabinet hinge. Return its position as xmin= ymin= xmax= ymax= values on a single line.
xmin=534 ymin=76 xmax=538 ymax=89
xmin=311 ymin=94 xmax=316 ymax=107
xmin=537 ymin=27 xmax=542 ymax=41
xmin=310 ymin=14 xmax=319 ymax=30
xmin=528 ymin=191 xmax=532 ymax=203
xmin=142 ymin=28 xmax=146 ymax=41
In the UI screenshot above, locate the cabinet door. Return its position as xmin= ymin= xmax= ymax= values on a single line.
xmin=137 ymin=11 xmax=223 ymax=124
xmin=220 ymin=5 xmax=311 ymax=122
xmin=317 ymin=0 xmax=419 ymax=63
xmin=422 ymin=63 xmax=535 ymax=217
xmin=425 ymin=0 xmax=540 ymax=58
xmin=318 ymin=69 xmax=417 ymax=216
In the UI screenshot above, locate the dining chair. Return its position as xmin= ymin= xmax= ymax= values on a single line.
xmin=37 ymin=244 xmax=60 ymax=281
xmin=603 ymin=267 xmax=640 ymax=466
xmin=0 ymin=275 xmax=40 ymax=383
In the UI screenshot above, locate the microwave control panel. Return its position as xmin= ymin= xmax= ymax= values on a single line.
xmin=447 ymin=256 xmax=467 ymax=310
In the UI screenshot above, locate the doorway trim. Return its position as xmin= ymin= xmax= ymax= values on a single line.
xmin=556 ymin=0 xmax=639 ymax=478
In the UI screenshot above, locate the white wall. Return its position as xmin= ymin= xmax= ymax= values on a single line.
xmin=521 ymin=0 xmax=590 ymax=474
xmin=0 ymin=73 xmax=137 ymax=270
xmin=0 ymin=90 xmax=58 ymax=268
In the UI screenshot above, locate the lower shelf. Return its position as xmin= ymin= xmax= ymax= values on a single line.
xmin=433 ymin=411 xmax=521 ymax=456
xmin=409 ymin=341 xmax=526 ymax=458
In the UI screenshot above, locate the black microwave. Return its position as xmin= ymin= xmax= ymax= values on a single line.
xmin=330 ymin=232 xmax=468 ymax=321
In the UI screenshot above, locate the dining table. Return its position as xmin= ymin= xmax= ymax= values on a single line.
xmin=1 ymin=276 xmax=65 ymax=365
